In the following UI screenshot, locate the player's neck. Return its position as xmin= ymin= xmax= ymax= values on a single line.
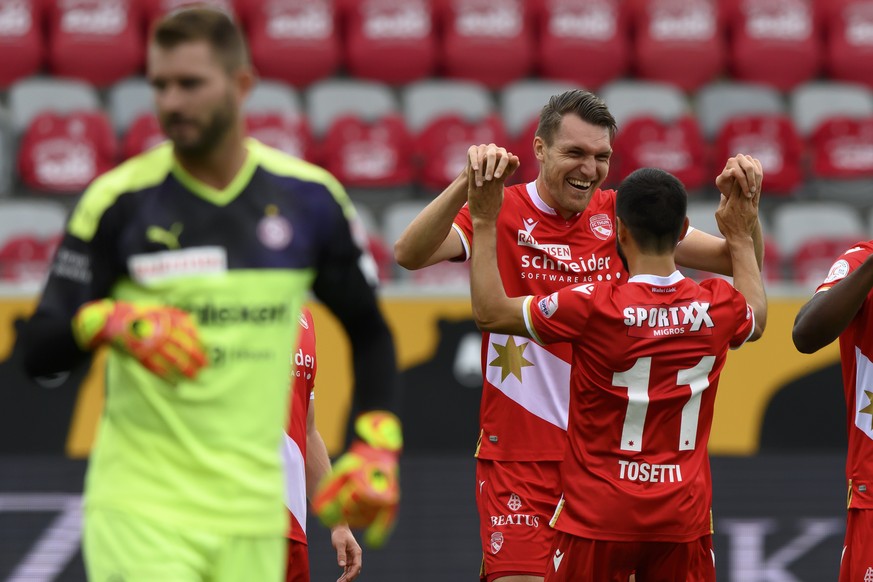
xmin=626 ymin=253 xmax=678 ymax=278
xmin=174 ymin=126 xmax=248 ymax=191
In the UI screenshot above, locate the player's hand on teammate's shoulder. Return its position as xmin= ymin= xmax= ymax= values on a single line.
xmin=715 ymin=154 xmax=763 ymax=203
xmin=467 ymin=143 xmax=520 ymax=187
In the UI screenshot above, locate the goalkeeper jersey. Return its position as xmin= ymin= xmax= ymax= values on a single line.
xmin=35 ymin=139 xmax=372 ymax=536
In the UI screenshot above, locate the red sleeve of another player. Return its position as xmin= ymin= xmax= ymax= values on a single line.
xmin=815 ymin=243 xmax=870 ymax=294
xmin=706 ymin=280 xmax=755 ymax=349
xmin=452 ymin=204 xmax=473 ymax=261
xmin=524 ymin=283 xmax=599 ymax=345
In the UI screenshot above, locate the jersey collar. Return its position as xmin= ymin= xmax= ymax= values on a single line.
xmin=170 ymin=140 xmax=259 ymax=207
xmin=628 ymin=271 xmax=686 ymax=286
xmin=526 ymin=181 xmax=559 ymax=216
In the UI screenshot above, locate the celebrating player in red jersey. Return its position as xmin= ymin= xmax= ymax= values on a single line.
xmin=793 ymin=243 xmax=873 ymax=581
xmin=284 ymin=308 xmax=362 ymax=582
xmin=394 ymin=89 xmax=765 ymax=582
xmin=467 ymin=165 xmax=766 ymax=581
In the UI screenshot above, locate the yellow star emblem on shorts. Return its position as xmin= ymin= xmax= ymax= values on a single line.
xmin=489 ymin=336 xmax=534 ymax=382
xmin=860 ymin=390 xmax=873 ymax=416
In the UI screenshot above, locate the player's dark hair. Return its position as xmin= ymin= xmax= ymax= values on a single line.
xmin=535 ymin=89 xmax=617 ymax=145
xmin=151 ymin=6 xmax=249 ymax=72
xmin=616 ymin=168 xmax=687 ymax=254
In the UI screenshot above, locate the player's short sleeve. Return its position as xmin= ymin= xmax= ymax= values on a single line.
xmin=524 ymin=282 xmax=599 ymax=345
xmin=815 ymin=243 xmax=868 ymax=294
xmin=451 ymin=204 xmax=473 ymax=262
xmin=707 ymin=279 xmax=755 ymax=348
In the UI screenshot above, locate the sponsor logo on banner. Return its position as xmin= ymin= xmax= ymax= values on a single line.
xmin=490 ymin=532 xmax=504 ymax=554
xmin=589 ymin=213 xmax=613 ymax=240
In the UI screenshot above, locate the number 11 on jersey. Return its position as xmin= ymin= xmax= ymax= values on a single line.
xmin=613 ymin=356 xmax=716 ymax=452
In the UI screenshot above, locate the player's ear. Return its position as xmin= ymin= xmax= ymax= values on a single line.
xmin=533 ymin=135 xmax=545 ymax=162
xmin=234 ymin=66 xmax=256 ymax=103
xmin=679 ymin=217 xmax=690 ymax=242
xmin=616 ymin=217 xmax=627 ymax=243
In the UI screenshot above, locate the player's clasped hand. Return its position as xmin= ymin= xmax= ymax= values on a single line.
xmin=72 ymin=299 xmax=207 ymax=383
xmin=312 ymin=410 xmax=402 ymax=549
xmin=467 ymin=143 xmax=521 ymax=187
xmin=715 ymin=153 xmax=763 ymax=200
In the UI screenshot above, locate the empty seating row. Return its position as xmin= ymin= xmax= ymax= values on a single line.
xmin=2 ymin=0 xmax=873 ymax=91
xmin=2 ymin=196 xmax=873 ymax=290
xmin=4 ymin=77 xmax=873 ymax=202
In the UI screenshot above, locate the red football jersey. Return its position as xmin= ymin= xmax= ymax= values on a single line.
xmin=454 ymin=182 xmax=626 ymax=461
xmin=816 ymin=241 xmax=873 ymax=510
xmin=284 ymin=308 xmax=317 ymax=542
xmin=525 ymin=272 xmax=753 ymax=541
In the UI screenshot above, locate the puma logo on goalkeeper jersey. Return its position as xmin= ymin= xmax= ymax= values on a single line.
xmin=147 ymin=222 xmax=183 ymax=250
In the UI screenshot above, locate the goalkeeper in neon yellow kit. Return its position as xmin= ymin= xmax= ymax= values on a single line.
xmin=17 ymin=7 xmax=401 ymax=580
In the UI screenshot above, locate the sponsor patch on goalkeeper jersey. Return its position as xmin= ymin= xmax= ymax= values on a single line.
xmin=129 ymin=246 xmax=227 ymax=285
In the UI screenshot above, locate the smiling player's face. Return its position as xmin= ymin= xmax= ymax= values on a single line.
xmin=148 ymin=40 xmax=238 ymax=158
xmin=534 ymin=114 xmax=612 ymax=219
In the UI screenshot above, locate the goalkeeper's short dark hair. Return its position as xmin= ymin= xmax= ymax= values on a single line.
xmin=151 ymin=6 xmax=249 ymax=73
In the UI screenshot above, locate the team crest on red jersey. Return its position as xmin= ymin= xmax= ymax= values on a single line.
xmin=589 ymin=213 xmax=613 ymax=240
xmin=490 ymin=532 xmax=504 ymax=554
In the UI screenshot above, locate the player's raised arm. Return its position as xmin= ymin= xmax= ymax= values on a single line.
xmin=715 ymin=179 xmax=767 ymax=342
xmin=793 ymin=254 xmax=873 ymax=354
xmin=675 ymin=154 xmax=765 ymax=276
xmin=468 ymin=163 xmax=529 ymax=338
xmin=394 ymin=144 xmax=520 ymax=270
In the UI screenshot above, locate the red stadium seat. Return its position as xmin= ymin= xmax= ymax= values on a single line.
xmin=46 ymin=0 xmax=144 ymax=87
xmin=438 ymin=0 xmax=535 ymax=89
xmin=414 ymin=114 xmax=507 ymax=191
xmin=630 ymin=0 xmax=725 ymax=92
xmin=714 ymin=115 xmax=804 ymax=197
xmin=123 ymin=113 xmax=165 ymax=159
xmin=822 ymin=0 xmax=873 ymax=89
xmin=809 ymin=116 xmax=873 ymax=179
xmin=245 ymin=113 xmax=314 ymax=161
xmin=791 ymin=236 xmax=864 ymax=287
xmin=723 ymin=0 xmax=821 ymax=91
xmin=241 ymin=0 xmax=340 ymax=87
xmin=0 ymin=235 xmax=50 ymax=284
xmin=0 ymin=0 xmax=44 ymax=88
xmin=535 ymin=0 xmax=630 ymax=89
xmin=18 ymin=111 xmax=118 ymax=193
xmin=343 ymin=0 xmax=436 ymax=85
xmin=321 ymin=114 xmax=414 ymax=187
xmin=611 ymin=116 xmax=708 ymax=191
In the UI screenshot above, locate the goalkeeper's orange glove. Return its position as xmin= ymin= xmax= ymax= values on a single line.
xmin=72 ymin=299 xmax=207 ymax=382
xmin=312 ymin=410 xmax=402 ymax=549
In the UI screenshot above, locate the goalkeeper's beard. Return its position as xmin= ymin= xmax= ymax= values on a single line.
xmin=160 ymin=91 xmax=237 ymax=159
